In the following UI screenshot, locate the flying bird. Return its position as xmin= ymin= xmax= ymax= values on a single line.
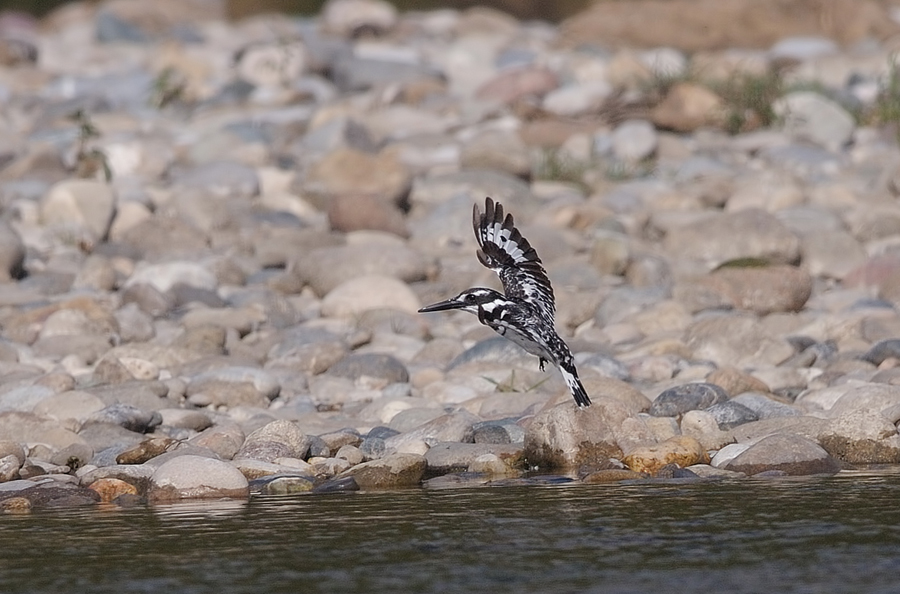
xmin=418 ymin=197 xmax=591 ymax=408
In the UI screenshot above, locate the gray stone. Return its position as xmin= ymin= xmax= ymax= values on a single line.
xmin=724 ymin=434 xmax=840 ymax=476
xmin=327 ymin=353 xmax=409 ymax=384
xmin=384 ymin=410 xmax=480 ymax=453
xmin=295 ymin=243 xmax=428 ymax=296
xmin=704 ymin=401 xmax=758 ymax=429
xmin=774 ymin=91 xmax=855 ymax=149
xmin=234 ymin=420 xmax=310 ymax=463
xmin=147 ymin=455 xmax=249 ymax=502
xmin=664 ymin=209 xmax=801 ymax=271
xmin=730 ymin=392 xmax=800 ymax=419
xmin=649 ymin=382 xmax=729 ymax=417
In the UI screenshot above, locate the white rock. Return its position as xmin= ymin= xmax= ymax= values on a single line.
xmin=542 ymin=81 xmax=612 ymax=117
xmin=612 ymin=119 xmax=658 ymax=162
xmin=321 ymin=0 xmax=398 ymax=36
xmin=773 ymin=91 xmax=855 ymax=149
xmin=148 ymin=455 xmax=249 ymax=502
xmin=40 ymin=179 xmax=116 ymax=242
xmin=125 ymin=261 xmax=218 ymax=293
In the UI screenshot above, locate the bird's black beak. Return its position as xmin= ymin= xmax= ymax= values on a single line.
xmin=418 ymin=298 xmax=464 ymax=313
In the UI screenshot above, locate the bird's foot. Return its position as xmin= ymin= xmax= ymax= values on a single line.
xmin=539 ymin=358 xmax=547 ymax=372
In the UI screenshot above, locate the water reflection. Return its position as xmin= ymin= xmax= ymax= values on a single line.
xmin=2 ymin=472 xmax=900 ymax=593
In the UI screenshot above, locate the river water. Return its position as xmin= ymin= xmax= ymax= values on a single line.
xmin=2 ymin=470 xmax=899 ymax=594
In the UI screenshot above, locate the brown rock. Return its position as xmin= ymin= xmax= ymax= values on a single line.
xmin=623 ymin=435 xmax=709 ymax=474
xmin=706 ymin=367 xmax=771 ymax=397
xmin=116 ymin=437 xmax=179 ymax=465
xmin=523 ymin=398 xmax=628 ymax=470
xmin=302 ymin=147 xmax=411 ymax=208
xmin=337 ymin=452 xmax=426 ymax=488
xmin=817 ymin=410 xmax=900 ymax=464
xmin=327 ymin=194 xmax=408 ymax=237
xmin=694 ymin=265 xmax=812 ymax=315
xmin=88 ymin=478 xmax=139 ymax=503
xmin=0 ymin=496 xmax=32 ymax=514
xmin=475 ymin=66 xmax=559 ymax=104
xmin=652 ymin=83 xmax=725 ymax=132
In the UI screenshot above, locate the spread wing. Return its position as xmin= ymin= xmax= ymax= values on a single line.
xmin=473 ymin=197 xmax=556 ymax=321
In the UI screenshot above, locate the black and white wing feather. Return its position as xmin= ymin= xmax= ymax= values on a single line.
xmin=473 ymin=197 xmax=556 ymax=322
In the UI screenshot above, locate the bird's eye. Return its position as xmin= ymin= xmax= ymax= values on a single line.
xmin=465 ymin=294 xmax=476 ymax=302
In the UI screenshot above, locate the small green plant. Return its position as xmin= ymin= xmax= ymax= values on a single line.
xmin=150 ymin=66 xmax=187 ymax=109
xmin=708 ymin=71 xmax=784 ymax=135
xmin=69 ymin=109 xmax=111 ymax=181
xmin=865 ymin=55 xmax=900 ymax=141
xmin=533 ymin=148 xmax=590 ymax=188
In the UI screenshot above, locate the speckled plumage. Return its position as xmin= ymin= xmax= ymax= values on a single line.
xmin=419 ymin=198 xmax=591 ymax=408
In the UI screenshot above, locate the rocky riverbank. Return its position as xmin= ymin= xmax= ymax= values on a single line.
xmin=3 ymin=0 xmax=900 ymax=510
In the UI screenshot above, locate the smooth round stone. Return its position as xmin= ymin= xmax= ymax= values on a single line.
xmin=664 ymin=209 xmax=801 ymax=271
xmin=723 ymin=434 xmax=840 ymax=476
xmin=0 ymin=454 xmax=20 ymax=482
xmin=467 ymin=453 xmax=518 ymax=476
xmin=253 ymin=474 xmax=315 ymax=496
xmin=818 ymin=409 xmax=900 ymax=464
xmin=648 ymin=382 xmax=729 ymax=417
xmin=0 ymin=385 xmax=56 ymax=414
xmin=650 ymin=82 xmax=724 ymax=132
xmin=148 ymin=455 xmax=250 ymax=502
xmin=321 ymin=275 xmax=421 ymax=317
xmin=773 ymin=91 xmax=855 ymax=150
xmin=730 ymin=393 xmax=800 ymax=419
xmin=234 ymin=420 xmax=309 ymax=463
xmin=680 ymin=410 xmax=735 ymax=450
xmin=87 ymin=477 xmax=139 ymax=503
xmin=472 ymin=423 xmax=513 ymax=444
xmin=295 ymin=244 xmax=428 ymax=296
xmin=704 ymin=401 xmax=759 ymax=430
xmin=327 ymin=353 xmax=409 ymax=385
xmin=321 ymin=0 xmax=398 ymax=36
xmin=622 ymin=435 xmax=708 ymax=475
xmin=460 ymin=130 xmax=531 ymax=178
xmin=542 ymin=81 xmax=613 ymax=117
xmin=611 ymin=119 xmax=658 ymax=162
xmin=40 ymin=179 xmax=116 ymax=242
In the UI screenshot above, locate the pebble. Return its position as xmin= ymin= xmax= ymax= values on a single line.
xmin=0 ymin=0 xmax=898 ymax=506
xmin=147 ymin=455 xmax=250 ymax=502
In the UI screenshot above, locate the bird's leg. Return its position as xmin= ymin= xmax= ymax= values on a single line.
xmin=539 ymin=357 xmax=547 ymax=372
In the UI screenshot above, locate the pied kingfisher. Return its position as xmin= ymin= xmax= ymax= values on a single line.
xmin=418 ymin=197 xmax=591 ymax=408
